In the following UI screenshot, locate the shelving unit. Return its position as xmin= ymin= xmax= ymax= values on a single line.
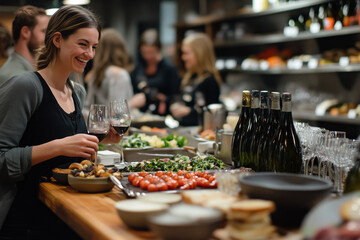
xmin=214 ymin=26 xmax=360 ymax=48
xmin=220 ymin=64 xmax=360 ymax=75
xmin=175 ymin=0 xmax=360 ymax=137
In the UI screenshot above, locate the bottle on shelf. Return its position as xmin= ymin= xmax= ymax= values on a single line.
xmin=342 ymin=0 xmax=350 ymax=27
xmin=257 ymin=92 xmax=281 ymax=172
xmin=349 ymin=0 xmax=359 ymax=26
xmin=284 ymin=15 xmax=299 ymax=37
xmin=309 ymin=7 xmax=321 ymax=33
xmin=318 ymin=5 xmax=325 ymax=30
xmin=344 ymin=144 xmax=360 ymax=193
xmin=250 ymin=91 xmax=270 ymax=172
xmin=323 ymin=2 xmax=335 ymax=30
xmin=231 ymin=90 xmax=251 ymax=168
xmin=269 ymin=93 xmax=302 ymax=173
xmin=334 ymin=0 xmax=344 ymax=30
xmin=239 ymin=90 xmax=260 ymax=170
xmin=297 ymin=13 xmax=306 ymax=32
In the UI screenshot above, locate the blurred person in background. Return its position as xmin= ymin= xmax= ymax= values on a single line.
xmin=85 ymin=28 xmax=134 ymax=109
xmin=0 ymin=5 xmax=49 ymax=82
xmin=0 ymin=25 xmax=12 ymax=68
xmin=131 ymin=28 xmax=181 ymax=116
xmin=170 ymin=33 xmax=222 ymax=126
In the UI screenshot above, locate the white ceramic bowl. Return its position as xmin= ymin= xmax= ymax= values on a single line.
xmin=114 ymin=199 xmax=169 ymax=229
xmin=148 ymin=204 xmax=225 ymax=240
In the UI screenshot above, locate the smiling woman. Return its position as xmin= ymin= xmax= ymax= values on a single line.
xmin=0 ymin=5 xmax=106 ymax=240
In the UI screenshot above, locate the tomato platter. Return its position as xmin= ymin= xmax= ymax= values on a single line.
xmin=123 ymin=170 xmax=218 ymax=193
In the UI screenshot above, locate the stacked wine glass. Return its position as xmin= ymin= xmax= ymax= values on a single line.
xmin=294 ymin=122 xmax=360 ymax=194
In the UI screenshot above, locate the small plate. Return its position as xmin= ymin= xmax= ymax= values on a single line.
xmin=301 ymin=191 xmax=360 ymax=238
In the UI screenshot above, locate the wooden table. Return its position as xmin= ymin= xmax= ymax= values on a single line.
xmin=39 ymin=182 xmax=302 ymax=240
xmin=38 ymin=182 xmax=159 ymax=240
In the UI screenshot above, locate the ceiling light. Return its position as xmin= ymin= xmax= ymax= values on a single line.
xmin=46 ymin=8 xmax=59 ymax=16
xmin=63 ymin=0 xmax=90 ymax=5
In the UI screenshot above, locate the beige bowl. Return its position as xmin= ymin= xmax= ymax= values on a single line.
xmin=114 ymin=199 xmax=169 ymax=229
xmin=68 ymin=175 xmax=114 ymax=193
xmin=148 ymin=204 xmax=225 ymax=240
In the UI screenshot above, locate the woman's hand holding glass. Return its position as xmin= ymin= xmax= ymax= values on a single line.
xmin=87 ymin=104 xmax=110 ymax=163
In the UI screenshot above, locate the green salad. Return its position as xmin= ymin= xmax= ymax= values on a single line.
xmin=122 ymin=133 xmax=187 ymax=148
xmin=126 ymin=154 xmax=225 ymax=172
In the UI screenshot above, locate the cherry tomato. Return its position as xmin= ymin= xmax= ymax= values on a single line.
xmin=197 ymin=178 xmax=210 ymax=188
xmin=157 ymin=182 xmax=168 ymax=191
xmin=155 ymin=171 xmax=165 ymax=177
xmin=128 ymin=173 xmax=138 ymax=183
xmin=166 ymin=171 xmax=175 ymax=177
xmin=185 ymin=172 xmax=195 ymax=179
xmin=203 ymin=173 xmax=211 ymax=180
xmin=147 ymin=184 xmax=158 ymax=192
xmin=132 ymin=176 xmax=143 ymax=187
xmin=171 ymin=174 xmax=179 ymax=180
xmin=209 ymin=180 xmax=217 ymax=188
xmin=194 ymin=171 xmax=202 ymax=176
xmin=139 ymin=171 xmax=149 ymax=177
xmin=166 ymin=180 xmax=178 ymax=190
xmin=177 ymin=178 xmax=188 ymax=187
xmin=188 ymin=179 xmax=197 ymax=189
xmin=177 ymin=170 xmax=188 ymax=176
xmin=140 ymin=180 xmax=150 ymax=190
xmin=208 ymin=176 xmax=216 ymax=183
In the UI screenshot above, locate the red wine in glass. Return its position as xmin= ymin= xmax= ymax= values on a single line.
xmin=113 ymin=125 xmax=129 ymax=135
xmin=89 ymin=130 xmax=108 ymax=142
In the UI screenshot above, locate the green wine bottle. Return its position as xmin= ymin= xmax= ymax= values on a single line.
xmin=240 ymin=90 xmax=259 ymax=169
xmin=344 ymin=145 xmax=360 ymax=193
xmin=231 ymin=90 xmax=251 ymax=168
xmin=250 ymin=91 xmax=270 ymax=172
xmin=269 ymin=93 xmax=302 ymax=173
xmin=257 ymin=92 xmax=281 ymax=172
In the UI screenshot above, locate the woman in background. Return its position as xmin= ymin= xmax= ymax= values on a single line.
xmin=85 ymin=28 xmax=134 ymax=108
xmin=131 ymin=29 xmax=180 ymax=115
xmin=170 ymin=33 xmax=222 ymax=126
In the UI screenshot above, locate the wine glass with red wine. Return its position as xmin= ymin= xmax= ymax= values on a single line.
xmin=110 ymin=99 xmax=131 ymax=168
xmin=87 ymin=104 xmax=110 ymax=164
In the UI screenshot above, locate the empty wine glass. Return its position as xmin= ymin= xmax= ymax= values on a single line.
xmin=110 ymin=99 xmax=131 ymax=168
xmin=87 ymin=104 xmax=110 ymax=165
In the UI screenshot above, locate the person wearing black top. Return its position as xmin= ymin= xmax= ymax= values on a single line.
xmin=170 ymin=33 xmax=222 ymax=126
xmin=131 ymin=29 xmax=180 ymax=115
xmin=0 ymin=6 xmax=118 ymax=239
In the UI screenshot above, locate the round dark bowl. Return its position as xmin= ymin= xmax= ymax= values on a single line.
xmin=239 ymin=172 xmax=333 ymax=227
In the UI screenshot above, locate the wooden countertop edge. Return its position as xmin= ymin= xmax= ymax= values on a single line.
xmin=38 ymin=183 xmax=153 ymax=240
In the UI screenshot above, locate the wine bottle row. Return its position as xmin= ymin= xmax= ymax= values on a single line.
xmin=231 ymin=90 xmax=302 ymax=173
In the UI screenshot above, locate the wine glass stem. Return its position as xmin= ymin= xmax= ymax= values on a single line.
xmin=94 ymin=151 xmax=98 ymax=166
xmin=119 ymin=136 xmax=124 ymax=166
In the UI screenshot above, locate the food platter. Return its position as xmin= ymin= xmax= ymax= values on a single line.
xmin=301 ymin=191 xmax=360 ymax=238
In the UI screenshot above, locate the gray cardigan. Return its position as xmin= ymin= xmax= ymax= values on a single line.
xmin=0 ymin=71 xmax=86 ymax=229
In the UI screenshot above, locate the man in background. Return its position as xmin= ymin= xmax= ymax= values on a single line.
xmin=0 ymin=5 xmax=48 ymax=82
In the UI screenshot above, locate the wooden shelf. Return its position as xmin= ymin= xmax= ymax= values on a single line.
xmin=220 ymin=64 xmax=360 ymax=75
xmin=175 ymin=0 xmax=331 ymax=29
xmin=293 ymin=111 xmax=360 ymax=125
xmin=214 ymin=26 xmax=360 ymax=48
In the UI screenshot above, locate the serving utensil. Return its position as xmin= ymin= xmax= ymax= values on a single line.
xmin=110 ymin=175 xmax=145 ymax=198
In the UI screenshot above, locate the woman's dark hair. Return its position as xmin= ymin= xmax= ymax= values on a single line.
xmin=36 ymin=5 xmax=101 ymax=70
